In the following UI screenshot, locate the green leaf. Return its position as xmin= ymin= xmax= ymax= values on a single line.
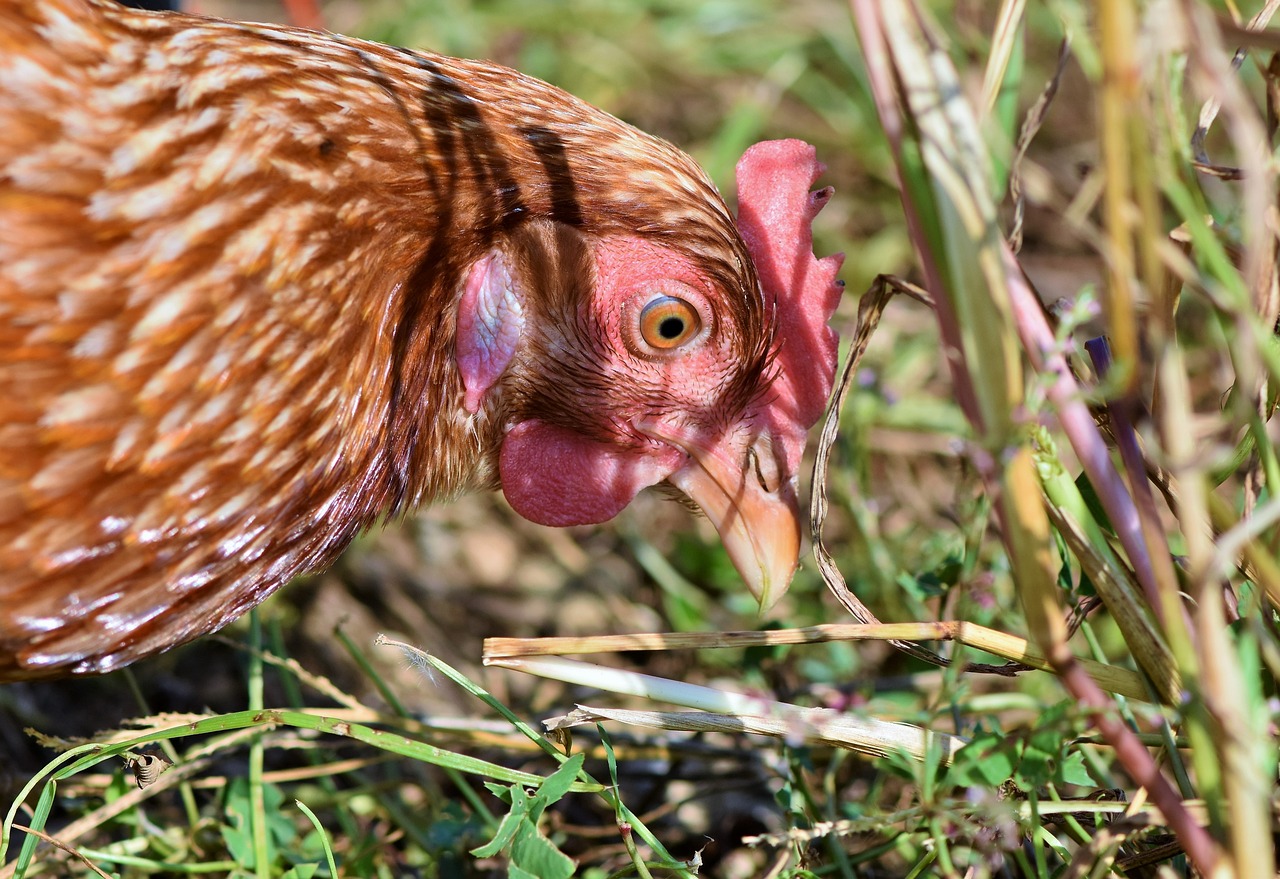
xmin=1056 ymin=750 xmax=1095 ymax=787
xmin=511 ymin=826 xmax=576 ymax=879
xmin=944 ymin=729 xmax=1016 ymax=787
xmin=485 ymin=782 xmax=515 ymax=802
xmin=221 ymin=778 xmax=254 ymax=865
xmin=528 ymin=753 xmax=584 ymax=822
xmin=220 ymin=776 xmax=294 ymax=867
xmin=471 ymin=757 xmax=583 ymax=875
xmin=471 ymin=787 xmax=530 ymax=858
xmin=1016 ymin=742 xmax=1054 ymax=789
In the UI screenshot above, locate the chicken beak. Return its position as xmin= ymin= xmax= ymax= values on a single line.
xmin=666 ymin=430 xmax=801 ymax=611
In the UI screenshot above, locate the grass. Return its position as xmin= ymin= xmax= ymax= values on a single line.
xmin=2 ymin=0 xmax=1280 ymax=876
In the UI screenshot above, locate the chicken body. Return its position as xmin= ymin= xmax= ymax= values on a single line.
xmin=0 ymin=0 xmax=841 ymax=680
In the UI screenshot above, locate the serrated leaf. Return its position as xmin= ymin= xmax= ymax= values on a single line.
xmin=528 ymin=753 xmax=584 ymax=821
xmin=471 ymin=788 xmax=529 ymax=858
xmin=945 ymin=731 xmax=1016 ymax=787
xmin=1016 ymin=744 xmax=1053 ymax=789
xmin=511 ymin=826 xmax=575 ymax=879
xmin=1056 ymin=750 xmax=1095 ymax=787
xmin=484 ymin=781 xmax=514 ymax=802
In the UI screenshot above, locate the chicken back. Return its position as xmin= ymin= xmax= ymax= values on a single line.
xmin=0 ymin=0 xmax=843 ymax=680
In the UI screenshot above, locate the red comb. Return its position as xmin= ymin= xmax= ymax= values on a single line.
xmin=735 ymin=140 xmax=844 ymax=475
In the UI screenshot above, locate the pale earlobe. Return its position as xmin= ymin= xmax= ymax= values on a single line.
xmin=456 ymin=251 xmax=525 ymax=413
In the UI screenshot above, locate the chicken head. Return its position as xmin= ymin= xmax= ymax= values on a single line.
xmin=459 ymin=141 xmax=842 ymax=611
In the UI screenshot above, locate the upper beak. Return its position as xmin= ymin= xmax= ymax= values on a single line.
xmin=664 ymin=429 xmax=801 ymax=611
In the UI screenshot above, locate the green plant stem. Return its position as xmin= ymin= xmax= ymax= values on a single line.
xmin=248 ymin=611 xmax=270 ymax=879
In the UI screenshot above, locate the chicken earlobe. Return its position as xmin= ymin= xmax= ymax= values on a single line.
xmin=456 ymin=251 xmax=524 ymax=414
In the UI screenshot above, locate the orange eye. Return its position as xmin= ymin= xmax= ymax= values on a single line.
xmin=639 ymin=296 xmax=701 ymax=350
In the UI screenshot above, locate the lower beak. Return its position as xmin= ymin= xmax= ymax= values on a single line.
xmin=666 ymin=431 xmax=801 ymax=610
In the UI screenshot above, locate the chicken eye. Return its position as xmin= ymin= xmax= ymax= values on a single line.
xmin=639 ymin=296 xmax=701 ymax=350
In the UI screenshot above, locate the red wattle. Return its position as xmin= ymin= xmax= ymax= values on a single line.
xmin=499 ymin=420 xmax=685 ymax=526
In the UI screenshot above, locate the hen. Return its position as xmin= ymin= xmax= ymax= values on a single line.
xmin=0 ymin=0 xmax=843 ymax=680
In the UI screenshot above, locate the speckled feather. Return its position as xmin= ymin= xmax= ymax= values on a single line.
xmin=0 ymin=0 xmax=772 ymax=679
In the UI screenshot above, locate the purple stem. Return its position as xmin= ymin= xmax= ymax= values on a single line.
xmin=1083 ymin=337 xmax=1188 ymax=635
xmin=1005 ymin=260 xmax=1172 ymax=629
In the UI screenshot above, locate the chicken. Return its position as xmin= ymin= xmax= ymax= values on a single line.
xmin=0 ymin=0 xmax=843 ymax=680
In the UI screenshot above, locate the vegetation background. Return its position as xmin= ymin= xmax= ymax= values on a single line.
xmin=2 ymin=0 xmax=1278 ymax=877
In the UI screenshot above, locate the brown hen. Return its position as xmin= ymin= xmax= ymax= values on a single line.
xmin=0 ymin=0 xmax=843 ymax=680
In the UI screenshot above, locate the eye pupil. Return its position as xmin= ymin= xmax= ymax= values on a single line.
xmin=658 ymin=316 xmax=684 ymax=339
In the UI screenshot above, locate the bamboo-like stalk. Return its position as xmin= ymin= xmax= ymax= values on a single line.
xmin=1097 ymin=0 xmax=1141 ymax=386
xmin=485 ymin=622 xmax=1150 ymax=701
